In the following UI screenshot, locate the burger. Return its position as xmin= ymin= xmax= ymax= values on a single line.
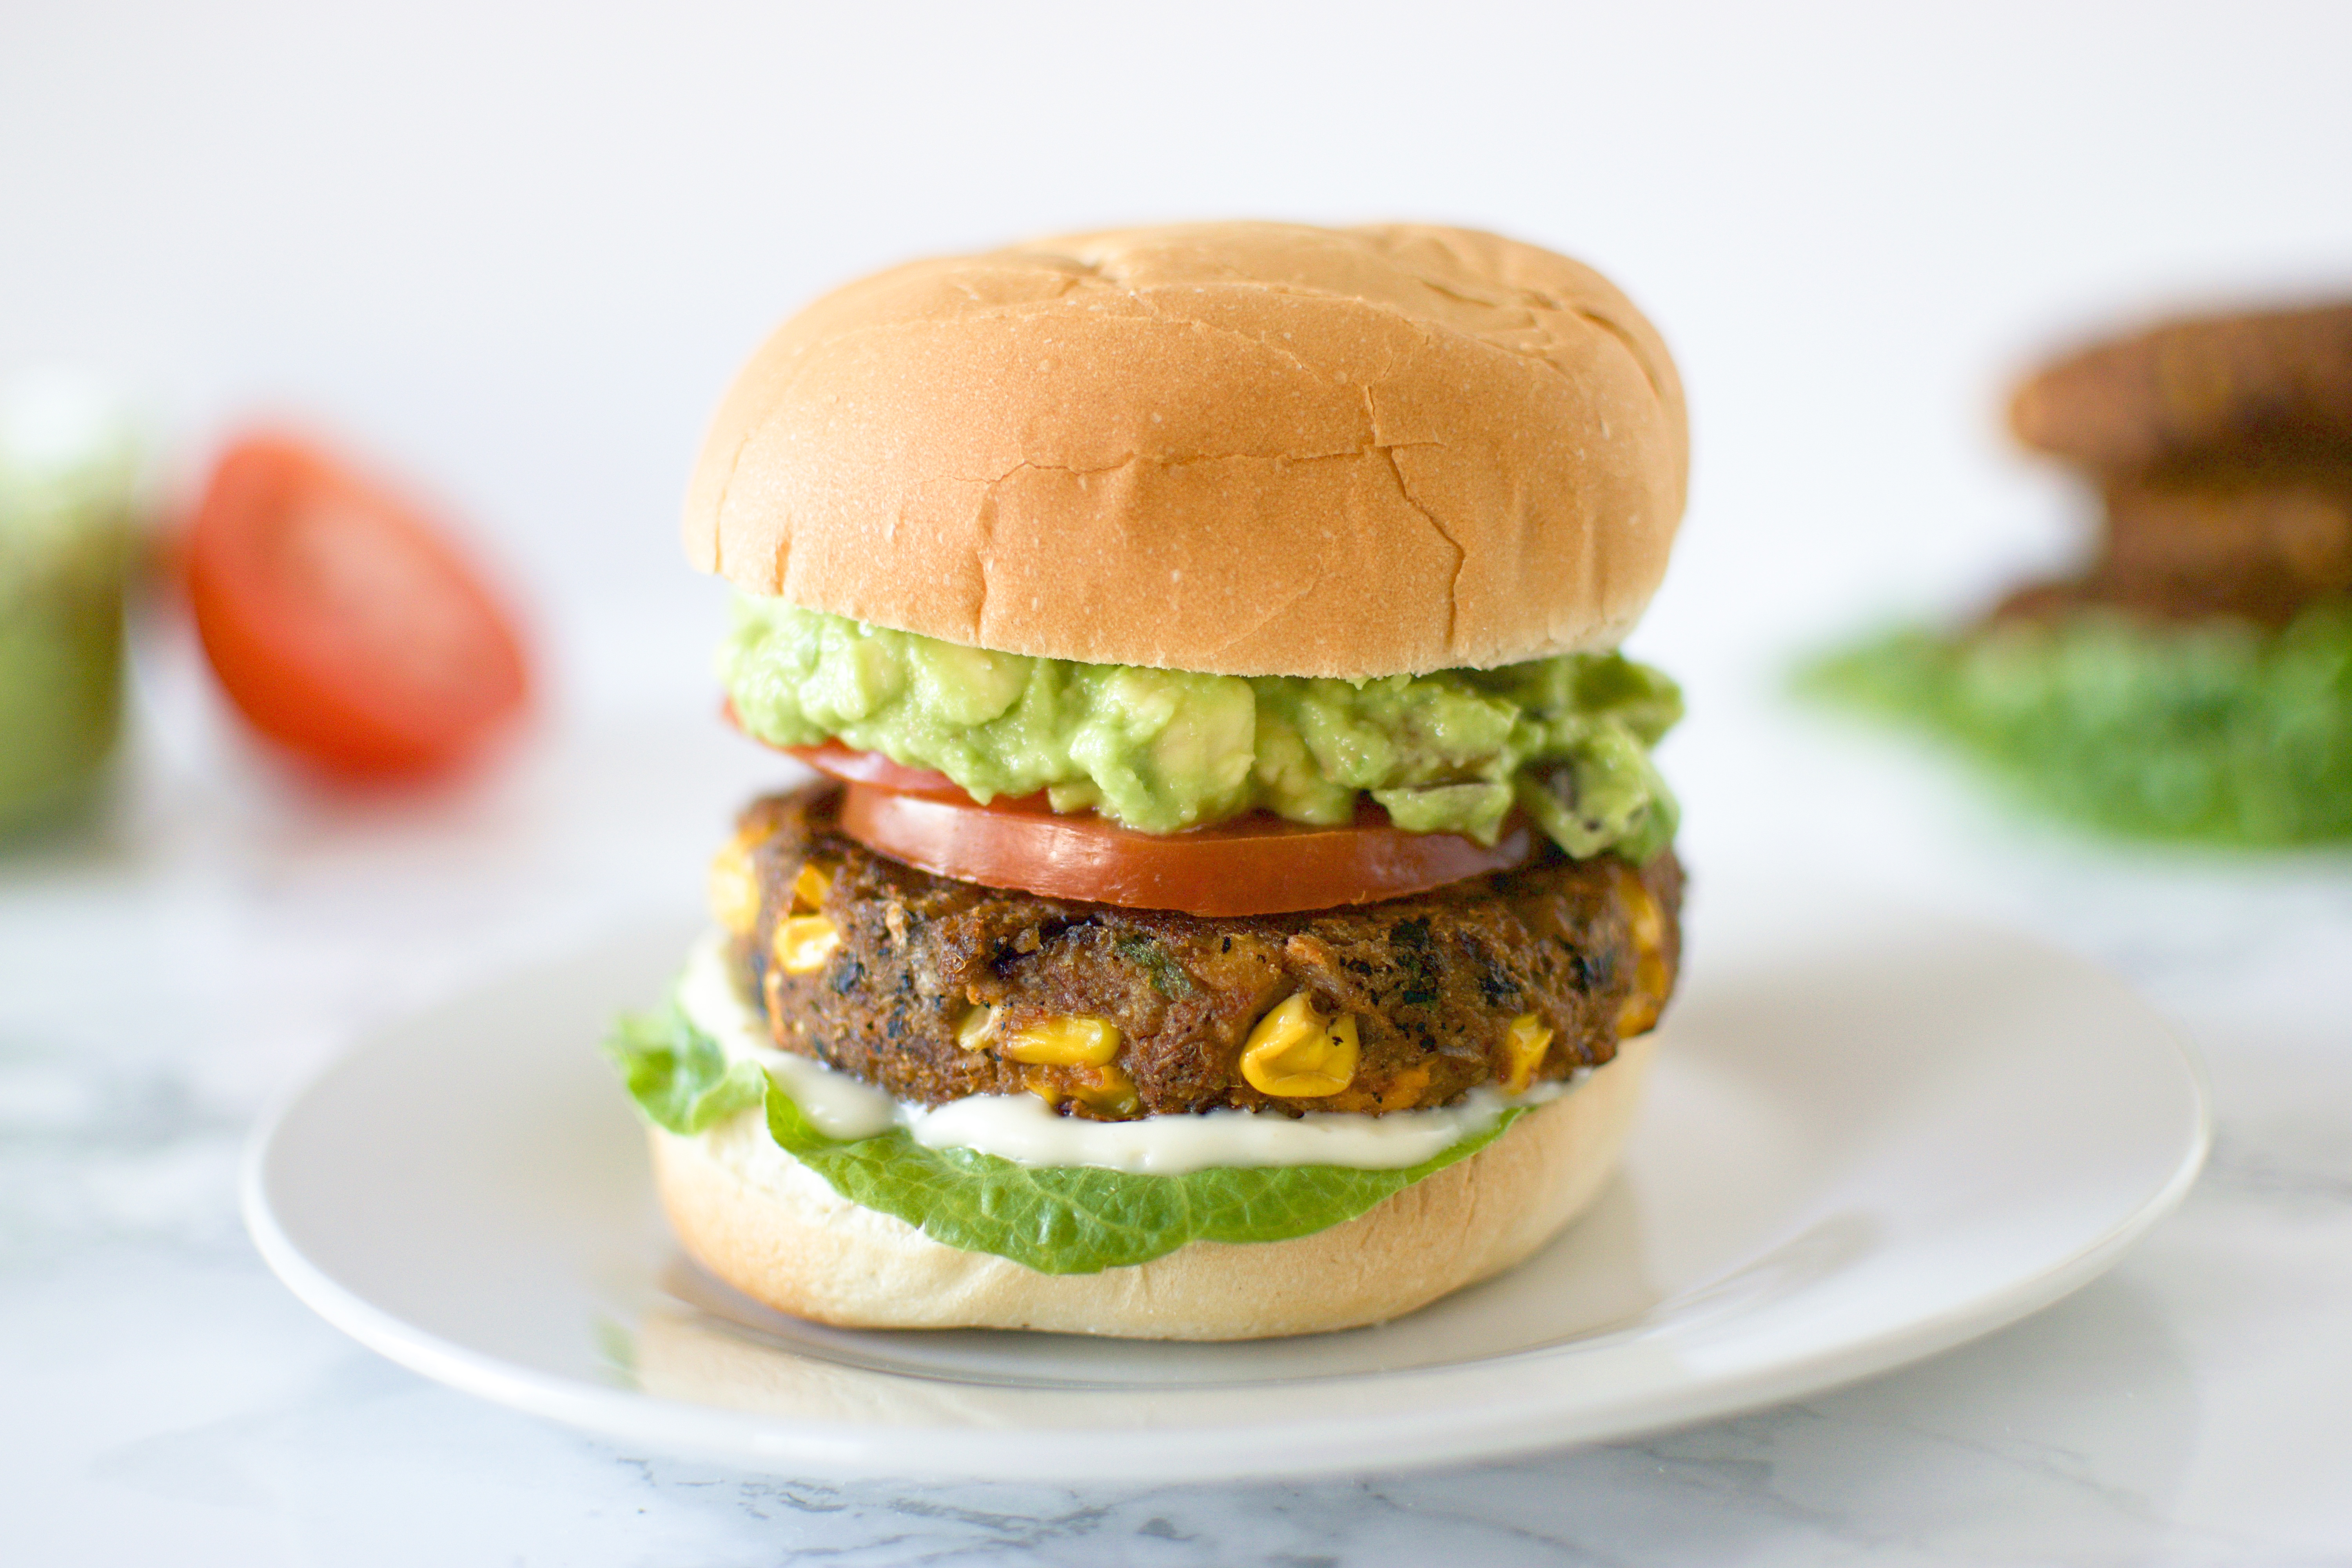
xmin=606 ymin=222 xmax=1690 ymax=1339
xmin=1805 ymin=299 xmax=2352 ymax=845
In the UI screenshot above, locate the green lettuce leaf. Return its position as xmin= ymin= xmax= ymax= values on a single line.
xmin=1797 ymin=599 xmax=2352 ymax=845
xmin=601 ymin=1004 xmax=770 ymax=1134
xmin=604 ymin=1004 xmax=1529 ymax=1275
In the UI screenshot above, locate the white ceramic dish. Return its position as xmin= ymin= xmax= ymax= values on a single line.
xmin=242 ymin=873 xmax=2209 ymax=1483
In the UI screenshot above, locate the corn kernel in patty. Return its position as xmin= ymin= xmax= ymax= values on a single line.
xmin=1069 ymin=1062 xmax=1141 ymax=1117
xmin=790 ymin=861 xmax=832 ymax=913
xmin=1503 ymin=1012 xmax=1554 ymax=1094
xmin=1023 ymin=1061 xmax=1142 ymax=1117
xmin=1000 ymin=1015 xmax=1122 ymax=1067
xmin=774 ymin=913 xmax=840 ymax=974
xmin=1241 ymin=993 xmax=1360 ymax=1097
xmin=707 ymin=834 xmax=762 ymax=937
xmin=955 ymin=1004 xmax=1000 ymax=1052
xmin=1612 ymin=865 xmax=1670 ymax=1037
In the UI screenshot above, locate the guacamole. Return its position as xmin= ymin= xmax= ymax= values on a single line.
xmin=720 ymin=601 xmax=1681 ymax=860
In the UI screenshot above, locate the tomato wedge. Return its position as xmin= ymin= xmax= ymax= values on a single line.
xmin=184 ymin=434 xmax=530 ymax=777
xmin=836 ymin=780 xmax=1537 ymax=916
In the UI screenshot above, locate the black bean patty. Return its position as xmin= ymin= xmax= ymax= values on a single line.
xmin=1996 ymin=303 xmax=2352 ymax=628
xmin=2009 ymin=302 xmax=2352 ymax=474
xmin=1992 ymin=458 xmax=2352 ymax=629
xmin=718 ymin=784 xmax=1682 ymax=1121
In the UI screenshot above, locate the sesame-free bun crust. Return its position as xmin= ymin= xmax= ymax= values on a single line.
xmin=684 ymin=223 xmax=1686 ymax=678
xmin=648 ymin=1035 xmax=1650 ymax=1341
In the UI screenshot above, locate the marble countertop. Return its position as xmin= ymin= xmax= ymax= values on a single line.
xmin=7 ymin=663 xmax=2351 ymax=1567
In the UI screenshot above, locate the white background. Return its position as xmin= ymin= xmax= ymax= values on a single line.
xmin=9 ymin=0 xmax=2350 ymax=715
xmin=6 ymin=4 xmax=2352 ymax=1565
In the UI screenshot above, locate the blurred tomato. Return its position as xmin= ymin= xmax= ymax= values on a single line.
xmin=183 ymin=433 xmax=530 ymax=778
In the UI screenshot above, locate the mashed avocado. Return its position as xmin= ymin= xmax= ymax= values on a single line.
xmin=720 ymin=601 xmax=1681 ymax=860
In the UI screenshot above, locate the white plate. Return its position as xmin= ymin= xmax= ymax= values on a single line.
xmin=242 ymin=873 xmax=2209 ymax=1483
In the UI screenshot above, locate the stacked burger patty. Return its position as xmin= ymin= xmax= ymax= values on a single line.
xmin=2002 ymin=303 xmax=2352 ymax=626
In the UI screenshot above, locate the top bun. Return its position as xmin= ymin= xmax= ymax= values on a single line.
xmin=684 ymin=222 xmax=1687 ymax=678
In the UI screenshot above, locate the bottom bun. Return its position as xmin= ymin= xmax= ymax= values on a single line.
xmin=651 ymin=1034 xmax=1652 ymax=1341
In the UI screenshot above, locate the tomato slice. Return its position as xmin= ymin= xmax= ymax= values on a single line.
xmin=727 ymin=723 xmax=1542 ymax=914
xmin=836 ymin=781 xmax=1538 ymax=916
xmin=184 ymin=434 xmax=530 ymax=777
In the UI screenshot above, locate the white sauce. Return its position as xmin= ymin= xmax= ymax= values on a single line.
xmin=677 ymin=932 xmax=900 ymax=1140
xmin=676 ymin=931 xmax=1583 ymax=1176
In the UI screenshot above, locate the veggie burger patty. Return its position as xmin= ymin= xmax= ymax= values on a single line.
xmin=714 ymin=784 xmax=1682 ymax=1122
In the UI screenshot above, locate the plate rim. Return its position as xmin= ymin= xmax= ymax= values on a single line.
xmin=240 ymin=903 xmax=2213 ymax=1483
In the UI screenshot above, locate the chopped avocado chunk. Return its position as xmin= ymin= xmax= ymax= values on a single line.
xmin=720 ymin=599 xmax=1680 ymax=859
